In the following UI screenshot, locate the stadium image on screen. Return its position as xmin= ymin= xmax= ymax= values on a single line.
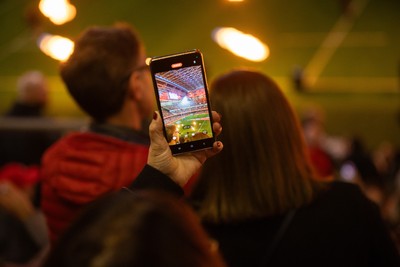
xmin=155 ymin=65 xmax=213 ymax=145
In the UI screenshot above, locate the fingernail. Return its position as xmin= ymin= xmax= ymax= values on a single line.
xmin=153 ymin=111 xmax=158 ymax=120
xmin=217 ymin=141 xmax=222 ymax=147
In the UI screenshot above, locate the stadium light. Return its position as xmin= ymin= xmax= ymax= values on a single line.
xmin=39 ymin=0 xmax=76 ymax=25
xmin=37 ymin=33 xmax=74 ymax=61
xmin=212 ymin=27 xmax=269 ymax=62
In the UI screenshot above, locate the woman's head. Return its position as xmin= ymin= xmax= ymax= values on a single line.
xmin=191 ymin=69 xmax=321 ymax=222
xmin=44 ymin=190 xmax=226 ymax=267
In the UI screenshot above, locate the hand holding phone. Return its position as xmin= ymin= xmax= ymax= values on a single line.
xmin=149 ymin=49 xmax=215 ymax=155
xmin=147 ymin=110 xmax=223 ymax=186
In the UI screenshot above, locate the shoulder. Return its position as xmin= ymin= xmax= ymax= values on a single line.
xmin=303 ymin=181 xmax=379 ymax=222
xmin=306 ymin=181 xmax=389 ymax=237
xmin=44 ymin=132 xmax=148 ymax=155
xmin=321 ymin=180 xmax=370 ymax=204
xmin=328 ymin=181 xmax=365 ymax=199
xmin=41 ymin=132 xmax=149 ymax=187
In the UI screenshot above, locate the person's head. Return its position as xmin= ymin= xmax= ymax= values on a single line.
xmin=16 ymin=70 xmax=49 ymax=107
xmin=301 ymin=106 xmax=327 ymax=146
xmin=44 ymin=190 xmax=226 ymax=267
xmin=60 ymin=23 xmax=154 ymax=126
xmin=191 ymin=69 xmax=322 ymax=223
xmin=301 ymin=117 xmax=324 ymax=146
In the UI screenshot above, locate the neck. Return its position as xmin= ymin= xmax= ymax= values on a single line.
xmin=106 ymin=102 xmax=142 ymax=131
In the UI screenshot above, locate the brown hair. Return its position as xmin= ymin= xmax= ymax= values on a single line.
xmin=44 ymin=190 xmax=226 ymax=267
xmin=190 ymin=69 xmax=324 ymax=223
xmin=60 ymin=23 xmax=143 ymax=123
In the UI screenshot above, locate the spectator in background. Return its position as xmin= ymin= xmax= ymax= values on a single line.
xmin=342 ymin=136 xmax=384 ymax=203
xmin=0 ymin=72 xmax=56 ymax=265
xmin=373 ymin=141 xmax=400 ymax=189
xmin=0 ymin=70 xmax=59 ymax=167
xmin=40 ymin=23 xmax=155 ymax=245
xmin=0 ymin=163 xmax=49 ymax=266
xmin=372 ymin=141 xmax=400 ymax=250
xmin=301 ymin=112 xmax=335 ymax=180
xmin=340 ymin=138 xmax=400 ymax=251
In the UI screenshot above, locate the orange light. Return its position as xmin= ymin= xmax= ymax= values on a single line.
xmin=39 ymin=0 xmax=76 ymax=25
xmin=37 ymin=33 xmax=74 ymax=61
xmin=212 ymin=27 xmax=269 ymax=62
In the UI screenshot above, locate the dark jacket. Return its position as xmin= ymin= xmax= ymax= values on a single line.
xmin=130 ymin=165 xmax=400 ymax=267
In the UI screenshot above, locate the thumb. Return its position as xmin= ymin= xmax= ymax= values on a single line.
xmin=148 ymin=111 xmax=175 ymax=176
xmin=149 ymin=111 xmax=164 ymax=142
xmin=148 ymin=111 xmax=170 ymax=157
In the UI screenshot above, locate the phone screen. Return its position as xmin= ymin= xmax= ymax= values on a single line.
xmin=150 ymin=50 xmax=214 ymax=155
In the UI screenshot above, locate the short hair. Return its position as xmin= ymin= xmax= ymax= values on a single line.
xmin=191 ymin=70 xmax=323 ymax=223
xmin=16 ymin=70 xmax=48 ymax=105
xmin=44 ymin=190 xmax=226 ymax=267
xmin=60 ymin=23 xmax=143 ymax=122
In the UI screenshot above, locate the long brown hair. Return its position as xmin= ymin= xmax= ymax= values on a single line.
xmin=190 ymin=70 xmax=324 ymax=223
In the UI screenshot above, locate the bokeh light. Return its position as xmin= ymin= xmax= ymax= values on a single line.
xmin=37 ymin=33 xmax=74 ymax=62
xmin=39 ymin=0 xmax=76 ymax=25
xmin=212 ymin=27 xmax=269 ymax=62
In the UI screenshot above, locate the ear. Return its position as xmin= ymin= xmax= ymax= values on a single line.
xmin=127 ymin=71 xmax=142 ymax=101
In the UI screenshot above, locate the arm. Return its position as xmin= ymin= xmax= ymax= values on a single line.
xmin=128 ymin=110 xmax=223 ymax=194
xmin=127 ymin=164 xmax=184 ymax=197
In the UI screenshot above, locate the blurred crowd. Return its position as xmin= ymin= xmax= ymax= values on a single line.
xmin=301 ymin=106 xmax=400 ymax=248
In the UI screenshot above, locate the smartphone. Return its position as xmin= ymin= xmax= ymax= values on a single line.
xmin=149 ymin=49 xmax=215 ymax=155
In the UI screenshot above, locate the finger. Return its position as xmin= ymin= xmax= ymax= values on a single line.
xmin=149 ymin=111 xmax=165 ymax=142
xmin=213 ymin=122 xmax=222 ymax=137
xmin=207 ymin=141 xmax=223 ymax=157
xmin=211 ymin=110 xmax=221 ymax=123
xmin=211 ymin=111 xmax=222 ymax=137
